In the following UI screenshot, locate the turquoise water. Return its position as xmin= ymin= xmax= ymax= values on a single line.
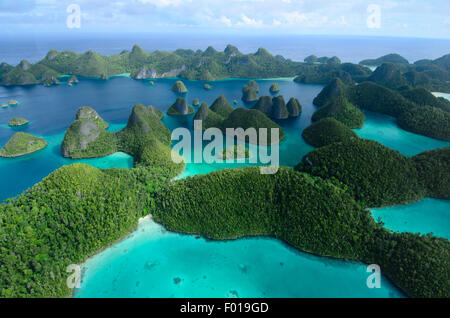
xmin=354 ymin=110 xmax=450 ymax=157
xmin=0 ymin=123 xmax=132 ymax=200
xmin=0 ymin=76 xmax=448 ymax=298
xmin=371 ymin=198 xmax=450 ymax=240
xmin=75 ymin=218 xmax=404 ymax=298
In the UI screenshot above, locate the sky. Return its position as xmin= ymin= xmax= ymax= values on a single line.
xmin=0 ymin=0 xmax=449 ymax=39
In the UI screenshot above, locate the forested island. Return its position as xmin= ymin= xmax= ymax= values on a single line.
xmin=193 ymin=94 xmax=285 ymax=145
xmin=0 ymin=132 xmax=47 ymax=157
xmin=0 ymin=46 xmax=449 ymax=300
xmin=8 ymin=117 xmax=29 ymax=127
xmin=1 ymin=46 xmax=449 ymax=92
xmin=312 ymin=78 xmax=450 ymax=141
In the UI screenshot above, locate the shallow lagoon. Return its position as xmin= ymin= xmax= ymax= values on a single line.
xmin=1 ymin=77 xmax=448 ymax=297
xmin=371 ymin=198 xmax=450 ymax=240
xmin=75 ymin=218 xmax=404 ymax=298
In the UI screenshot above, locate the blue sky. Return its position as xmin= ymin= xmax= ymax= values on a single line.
xmin=1 ymin=0 xmax=449 ymax=38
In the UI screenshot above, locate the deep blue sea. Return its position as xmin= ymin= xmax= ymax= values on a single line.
xmin=0 ymin=35 xmax=449 ymax=298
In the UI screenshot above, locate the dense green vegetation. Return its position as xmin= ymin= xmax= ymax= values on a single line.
xmin=172 ymin=80 xmax=188 ymax=93
xmin=0 ymin=163 xmax=163 ymax=297
xmin=167 ymin=97 xmax=194 ymax=115
xmin=0 ymin=132 xmax=47 ymax=157
xmin=271 ymin=95 xmax=289 ymax=119
xmin=8 ymin=117 xmax=29 ymax=127
xmin=302 ymin=118 xmax=359 ymax=147
xmin=400 ymin=88 xmax=450 ymax=112
xmin=252 ymin=95 xmax=299 ymax=119
xmin=242 ymin=81 xmax=259 ymax=102
xmin=221 ymin=108 xmax=285 ymax=145
xmin=269 ymin=83 xmax=280 ymax=93
xmin=0 ymin=102 xmax=184 ymax=297
xmin=339 ymin=81 xmax=450 ymax=140
xmin=313 ymin=78 xmax=347 ymax=107
xmin=154 ymin=167 xmax=449 ymax=298
xmin=61 ymin=107 xmax=116 ymax=158
xmin=367 ymin=63 xmax=409 ymax=90
xmin=359 ymin=54 xmax=409 ymax=66
xmin=209 ymin=95 xmax=235 ymax=118
xmin=0 ymin=45 xmax=306 ymax=86
xmin=312 ymin=96 xmax=365 ymax=128
xmin=3 ymin=47 xmax=448 ymax=91
xmin=295 ymin=138 xmax=424 ymax=207
xmin=347 ymin=81 xmax=416 ymax=116
xmin=397 ymin=105 xmax=450 ymax=141
xmin=286 ymin=97 xmax=302 ymax=117
xmin=304 ymin=55 xmax=342 ymax=64
xmin=294 ymin=63 xmax=372 ymax=84
xmin=358 ymin=54 xmax=450 ymax=92
xmin=412 ymin=147 xmax=450 ymax=199
xmin=193 ymin=102 xmax=224 ymax=130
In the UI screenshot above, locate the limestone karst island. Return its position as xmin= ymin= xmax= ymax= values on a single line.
xmin=0 ymin=0 xmax=449 ymax=308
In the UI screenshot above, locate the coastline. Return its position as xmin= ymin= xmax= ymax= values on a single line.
xmin=74 ymin=214 xmax=407 ymax=298
xmin=72 ymin=213 xmax=154 ymax=298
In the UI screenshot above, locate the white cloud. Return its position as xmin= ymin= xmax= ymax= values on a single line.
xmin=236 ymin=14 xmax=264 ymax=27
xmin=137 ymin=0 xmax=185 ymax=7
xmin=220 ymin=16 xmax=233 ymax=27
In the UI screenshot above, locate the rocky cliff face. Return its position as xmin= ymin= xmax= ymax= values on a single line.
xmin=134 ymin=65 xmax=186 ymax=79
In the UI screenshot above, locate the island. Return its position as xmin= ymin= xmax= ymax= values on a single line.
xmin=8 ymin=100 xmax=19 ymax=106
xmin=204 ymin=84 xmax=212 ymax=90
xmin=61 ymin=106 xmax=116 ymax=158
xmin=2 ymin=46 xmax=449 ymax=92
xmin=252 ymin=95 xmax=299 ymax=119
xmin=2 ymin=103 xmax=8 ymax=108
xmin=193 ymin=102 xmax=224 ymax=130
xmin=221 ymin=108 xmax=285 ymax=145
xmin=295 ymin=138 xmax=424 ymax=207
xmin=359 ymin=53 xmax=409 ymax=67
xmin=314 ymin=79 xmax=450 ymax=140
xmin=302 ymin=118 xmax=358 ymax=147
xmin=8 ymin=117 xmax=29 ymax=127
xmin=209 ymin=95 xmax=234 ymax=118
xmin=286 ymin=97 xmax=302 ymax=117
xmin=269 ymin=83 xmax=280 ymax=93
xmin=192 ymin=98 xmax=200 ymax=106
xmin=68 ymin=75 xmax=79 ymax=86
xmin=218 ymin=145 xmax=251 ymax=160
xmin=193 ymin=95 xmax=235 ymax=130
xmin=242 ymin=80 xmax=259 ymax=103
xmin=167 ymin=97 xmax=194 ymax=115
xmin=312 ymin=95 xmax=365 ymax=128
xmin=153 ymin=166 xmax=449 ymax=299
xmin=172 ymin=80 xmax=188 ymax=93
xmin=0 ymin=132 xmax=47 ymax=157
xmin=0 ymin=102 xmax=448 ymax=299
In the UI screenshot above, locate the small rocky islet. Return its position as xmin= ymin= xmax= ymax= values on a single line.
xmin=0 ymin=132 xmax=47 ymax=157
xmin=8 ymin=117 xmax=29 ymax=127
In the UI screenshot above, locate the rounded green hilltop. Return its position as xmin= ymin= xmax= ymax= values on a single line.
xmin=0 ymin=132 xmax=47 ymax=157
xmin=8 ymin=117 xmax=29 ymax=127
